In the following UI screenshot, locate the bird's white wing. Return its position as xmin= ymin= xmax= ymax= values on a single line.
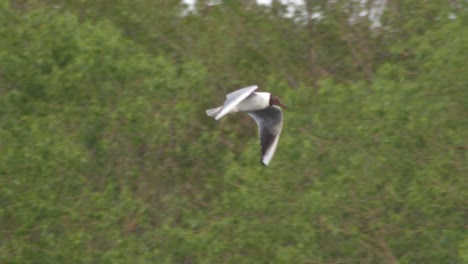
xmin=214 ymin=85 xmax=258 ymax=120
xmin=248 ymin=106 xmax=283 ymax=166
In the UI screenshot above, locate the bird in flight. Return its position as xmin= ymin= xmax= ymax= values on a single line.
xmin=206 ymin=85 xmax=286 ymax=166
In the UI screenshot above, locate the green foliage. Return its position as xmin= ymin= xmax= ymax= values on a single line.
xmin=0 ymin=1 xmax=466 ymax=263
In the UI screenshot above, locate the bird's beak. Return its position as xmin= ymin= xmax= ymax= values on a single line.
xmin=278 ymin=102 xmax=287 ymax=109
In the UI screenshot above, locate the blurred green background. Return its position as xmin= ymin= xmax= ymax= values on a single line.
xmin=0 ymin=0 xmax=467 ymax=263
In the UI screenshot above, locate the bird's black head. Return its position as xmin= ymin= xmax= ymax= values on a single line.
xmin=269 ymin=95 xmax=287 ymax=109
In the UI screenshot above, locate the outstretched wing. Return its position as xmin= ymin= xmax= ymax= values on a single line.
xmin=248 ymin=106 xmax=283 ymax=166
xmin=214 ymin=85 xmax=258 ymax=120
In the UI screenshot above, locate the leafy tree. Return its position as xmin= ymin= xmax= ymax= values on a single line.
xmin=0 ymin=1 xmax=466 ymax=263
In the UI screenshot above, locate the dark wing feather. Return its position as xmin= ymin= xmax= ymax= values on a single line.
xmin=248 ymin=106 xmax=283 ymax=166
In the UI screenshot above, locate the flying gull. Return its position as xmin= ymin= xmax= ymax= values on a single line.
xmin=206 ymin=85 xmax=286 ymax=166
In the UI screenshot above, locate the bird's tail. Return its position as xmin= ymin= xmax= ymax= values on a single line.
xmin=206 ymin=106 xmax=222 ymax=118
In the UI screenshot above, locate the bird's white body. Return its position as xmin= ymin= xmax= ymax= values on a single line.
xmin=206 ymin=85 xmax=284 ymax=166
xmin=232 ymin=92 xmax=270 ymax=112
xmin=207 ymin=86 xmax=269 ymax=120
